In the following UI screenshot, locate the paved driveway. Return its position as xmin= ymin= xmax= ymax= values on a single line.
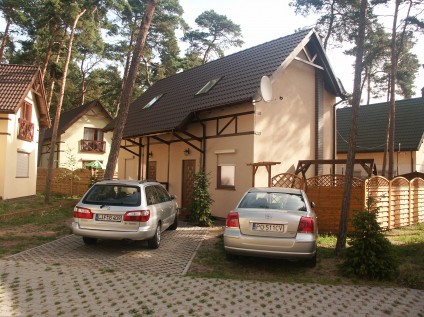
xmin=1 ymin=223 xmax=424 ymax=317
xmin=6 ymin=223 xmax=207 ymax=275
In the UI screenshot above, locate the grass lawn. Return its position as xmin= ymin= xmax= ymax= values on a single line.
xmin=0 ymin=194 xmax=76 ymax=257
xmin=187 ymin=223 xmax=424 ymax=290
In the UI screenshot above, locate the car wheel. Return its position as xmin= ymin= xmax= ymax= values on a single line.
xmin=148 ymin=223 xmax=161 ymax=249
xmin=168 ymin=214 xmax=178 ymax=230
xmin=82 ymin=237 xmax=97 ymax=245
xmin=305 ymin=253 xmax=317 ymax=268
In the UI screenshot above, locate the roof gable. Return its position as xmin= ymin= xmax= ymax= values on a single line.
xmin=120 ymin=28 xmax=344 ymax=138
xmin=45 ymin=100 xmax=112 ymax=140
xmin=337 ymin=97 xmax=424 ymax=153
xmin=0 ymin=64 xmax=49 ymax=127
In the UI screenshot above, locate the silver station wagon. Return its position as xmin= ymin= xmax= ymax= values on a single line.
xmin=224 ymin=187 xmax=317 ymax=266
xmin=72 ymin=180 xmax=179 ymax=249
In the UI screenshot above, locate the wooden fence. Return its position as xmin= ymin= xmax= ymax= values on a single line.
xmin=36 ymin=167 xmax=104 ymax=197
xmin=271 ymin=173 xmax=424 ymax=233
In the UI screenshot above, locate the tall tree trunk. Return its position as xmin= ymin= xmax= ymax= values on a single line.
xmin=335 ymin=0 xmax=368 ymax=254
xmin=0 ymin=17 xmax=11 ymax=61
xmin=388 ymin=0 xmax=400 ymax=180
xmin=44 ymin=9 xmax=87 ymax=203
xmin=38 ymin=31 xmax=67 ymax=167
xmin=115 ymin=28 xmax=135 ymax=117
xmin=104 ymin=0 xmax=159 ymax=179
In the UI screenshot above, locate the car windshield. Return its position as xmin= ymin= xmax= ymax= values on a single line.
xmin=82 ymin=185 xmax=141 ymax=206
xmin=238 ymin=192 xmax=306 ymax=211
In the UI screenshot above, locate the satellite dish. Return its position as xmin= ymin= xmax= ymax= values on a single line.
xmin=260 ymin=76 xmax=273 ymax=102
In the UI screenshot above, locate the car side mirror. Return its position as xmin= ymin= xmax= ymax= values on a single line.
xmin=311 ymin=202 xmax=315 ymax=208
xmin=170 ymin=194 xmax=177 ymax=200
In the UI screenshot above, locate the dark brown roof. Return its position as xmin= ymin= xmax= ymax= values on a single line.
xmin=45 ymin=100 xmax=112 ymax=140
xmin=117 ymin=29 xmax=344 ymax=138
xmin=0 ymin=64 xmax=49 ymax=127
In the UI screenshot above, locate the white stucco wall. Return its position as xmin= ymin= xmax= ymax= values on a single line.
xmin=0 ymin=91 xmax=40 ymax=199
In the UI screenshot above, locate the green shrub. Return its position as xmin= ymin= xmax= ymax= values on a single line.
xmin=190 ymin=171 xmax=214 ymax=226
xmin=342 ymin=198 xmax=399 ymax=280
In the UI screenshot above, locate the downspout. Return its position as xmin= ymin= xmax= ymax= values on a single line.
xmin=195 ymin=112 xmax=206 ymax=172
xmin=332 ymin=99 xmax=346 ymax=174
xmin=167 ymin=142 xmax=170 ymax=190
xmin=137 ymin=137 xmax=142 ymax=180
xmin=146 ymin=136 xmax=150 ymax=179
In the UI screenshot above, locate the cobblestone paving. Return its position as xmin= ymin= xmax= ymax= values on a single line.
xmin=6 ymin=224 xmax=208 ymax=275
xmin=1 ymin=224 xmax=424 ymax=317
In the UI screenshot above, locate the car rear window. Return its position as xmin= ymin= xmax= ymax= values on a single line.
xmin=238 ymin=192 xmax=306 ymax=211
xmin=82 ymin=185 xmax=141 ymax=206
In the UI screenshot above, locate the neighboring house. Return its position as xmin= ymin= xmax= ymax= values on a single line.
xmin=0 ymin=64 xmax=50 ymax=200
xmin=40 ymin=100 xmax=114 ymax=171
xmin=108 ymin=28 xmax=345 ymax=218
xmin=337 ymin=96 xmax=424 ymax=177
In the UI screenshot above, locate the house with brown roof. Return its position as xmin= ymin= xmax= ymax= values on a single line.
xmin=109 ymin=28 xmax=345 ymax=218
xmin=0 ymin=64 xmax=50 ymax=200
xmin=337 ymin=97 xmax=424 ymax=177
xmin=39 ymin=100 xmax=114 ymax=172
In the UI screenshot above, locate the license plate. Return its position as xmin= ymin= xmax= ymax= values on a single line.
xmin=253 ymin=223 xmax=284 ymax=232
xmin=96 ymin=214 xmax=122 ymax=222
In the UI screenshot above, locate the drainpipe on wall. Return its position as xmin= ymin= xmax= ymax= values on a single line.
xmin=332 ymin=99 xmax=346 ymax=174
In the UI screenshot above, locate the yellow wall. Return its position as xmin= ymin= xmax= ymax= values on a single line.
xmin=0 ymin=91 xmax=40 ymax=199
xmin=253 ymin=58 xmax=336 ymax=185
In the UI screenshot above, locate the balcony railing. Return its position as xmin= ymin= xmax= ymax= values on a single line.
xmin=18 ymin=118 xmax=34 ymax=142
xmin=80 ymin=139 xmax=106 ymax=153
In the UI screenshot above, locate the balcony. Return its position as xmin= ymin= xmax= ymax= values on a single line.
xmin=80 ymin=139 xmax=106 ymax=153
xmin=18 ymin=118 xmax=34 ymax=142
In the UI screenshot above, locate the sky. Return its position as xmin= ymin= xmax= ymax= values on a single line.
xmin=178 ymin=0 xmax=424 ymax=103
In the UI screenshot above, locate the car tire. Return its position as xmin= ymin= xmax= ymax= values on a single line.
xmin=168 ymin=214 xmax=178 ymax=230
xmin=82 ymin=237 xmax=97 ymax=245
xmin=148 ymin=223 xmax=161 ymax=249
xmin=305 ymin=253 xmax=317 ymax=268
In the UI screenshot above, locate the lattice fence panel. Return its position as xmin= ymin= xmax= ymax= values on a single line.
xmin=271 ymin=173 xmax=304 ymax=189
xmin=305 ymin=175 xmax=365 ymax=233
xmin=390 ymin=177 xmax=410 ymax=228
xmin=410 ymin=178 xmax=424 ymax=223
xmin=365 ymin=177 xmax=390 ymax=229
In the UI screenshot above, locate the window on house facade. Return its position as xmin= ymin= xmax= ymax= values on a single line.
xmin=196 ymin=78 xmax=222 ymax=95
xmin=17 ymin=101 xmax=34 ymax=141
xmin=81 ymin=128 xmax=105 ymax=152
xmin=217 ymin=165 xmax=236 ymax=190
xmin=143 ymin=94 xmax=163 ymax=109
xmin=16 ymin=152 xmax=29 ymax=178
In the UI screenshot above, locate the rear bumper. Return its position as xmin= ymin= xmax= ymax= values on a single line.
xmin=71 ymin=222 xmax=156 ymax=241
xmin=223 ymin=228 xmax=316 ymax=259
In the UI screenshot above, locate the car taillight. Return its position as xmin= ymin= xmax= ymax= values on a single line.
xmin=73 ymin=206 xmax=93 ymax=219
xmin=124 ymin=210 xmax=150 ymax=222
xmin=226 ymin=212 xmax=240 ymax=228
xmin=297 ymin=216 xmax=314 ymax=233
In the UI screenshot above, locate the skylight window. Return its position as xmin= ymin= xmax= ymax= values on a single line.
xmin=143 ymin=94 xmax=163 ymax=109
xmin=195 ymin=77 xmax=222 ymax=95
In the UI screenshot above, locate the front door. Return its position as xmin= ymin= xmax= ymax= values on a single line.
xmin=181 ymin=159 xmax=196 ymax=219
